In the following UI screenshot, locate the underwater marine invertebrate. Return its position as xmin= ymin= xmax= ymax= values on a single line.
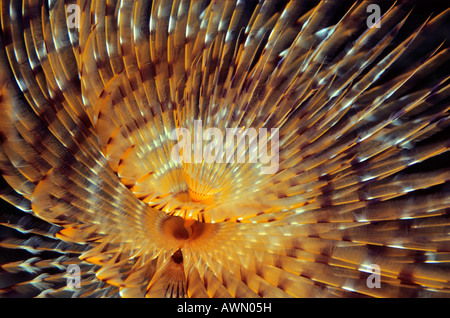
xmin=0 ymin=0 xmax=449 ymax=298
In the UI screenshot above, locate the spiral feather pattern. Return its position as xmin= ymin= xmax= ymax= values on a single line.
xmin=0 ymin=0 xmax=449 ymax=298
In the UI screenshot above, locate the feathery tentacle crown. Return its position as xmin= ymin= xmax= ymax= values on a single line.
xmin=0 ymin=0 xmax=449 ymax=298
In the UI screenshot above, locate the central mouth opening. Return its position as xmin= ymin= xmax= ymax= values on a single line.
xmin=161 ymin=215 xmax=206 ymax=241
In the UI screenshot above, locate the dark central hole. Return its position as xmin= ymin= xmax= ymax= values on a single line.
xmin=173 ymin=225 xmax=190 ymax=240
xmin=160 ymin=215 xmax=212 ymax=242
xmin=171 ymin=249 xmax=183 ymax=264
xmin=162 ymin=215 xmax=205 ymax=241
xmin=162 ymin=216 xmax=191 ymax=240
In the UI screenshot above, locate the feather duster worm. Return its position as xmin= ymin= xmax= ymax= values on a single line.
xmin=0 ymin=0 xmax=449 ymax=298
